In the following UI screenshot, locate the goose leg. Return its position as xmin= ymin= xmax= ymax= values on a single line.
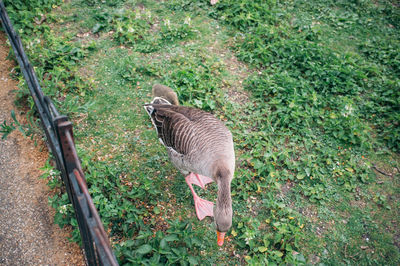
xmin=185 ymin=173 xmax=214 ymax=220
xmin=192 ymin=173 xmax=214 ymax=189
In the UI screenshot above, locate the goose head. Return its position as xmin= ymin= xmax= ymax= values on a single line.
xmin=215 ymin=200 xmax=232 ymax=246
xmin=152 ymin=84 xmax=179 ymax=105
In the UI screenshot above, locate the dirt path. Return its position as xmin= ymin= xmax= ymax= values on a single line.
xmin=0 ymin=32 xmax=85 ymax=265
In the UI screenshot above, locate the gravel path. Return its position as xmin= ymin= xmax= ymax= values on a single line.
xmin=0 ymin=32 xmax=85 ymax=265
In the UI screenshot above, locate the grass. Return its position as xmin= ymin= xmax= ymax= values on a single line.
xmin=3 ymin=0 xmax=400 ymax=265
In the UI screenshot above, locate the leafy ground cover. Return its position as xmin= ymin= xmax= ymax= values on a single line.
xmin=3 ymin=0 xmax=400 ymax=265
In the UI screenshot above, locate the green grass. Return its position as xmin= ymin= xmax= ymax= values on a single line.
xmin=4 ymin=0 xmax=400 ymax=265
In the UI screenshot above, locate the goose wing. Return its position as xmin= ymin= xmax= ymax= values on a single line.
xmin=144 ymin=104 xmax=198 ymax=155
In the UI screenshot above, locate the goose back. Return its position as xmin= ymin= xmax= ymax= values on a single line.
xmin=144 ymin=104 xmax=235 ymax=178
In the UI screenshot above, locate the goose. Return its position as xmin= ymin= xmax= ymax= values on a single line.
xmin=144 ymin=87 xmax=235 ymax=246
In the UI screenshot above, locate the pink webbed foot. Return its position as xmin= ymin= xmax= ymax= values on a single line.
xmin=186 ymin=173 xmax=214 ymax=189
xmin=185 ymin=173 xmax=214 ymax=220
xmin=193 ymin=195 xmax=214 ymax=220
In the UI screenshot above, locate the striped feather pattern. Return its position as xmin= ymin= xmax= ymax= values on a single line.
xmin=145 ymin=104 xmax=229 ymax=155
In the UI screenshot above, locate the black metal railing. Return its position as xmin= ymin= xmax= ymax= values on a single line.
xmin=0 ymin=1 xmax=118 ymax=265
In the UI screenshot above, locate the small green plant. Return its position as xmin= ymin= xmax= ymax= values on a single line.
xmin=3 ymin=0 xmax=63 ymax=34
xmin=209 ymin=0 xmax=279 ymax=31
xmin=233 ymin=196 xmax=305 ymax=264
xmin=163 ymin=55 xmax=224 ymax=110
xmin=160 ymin=17 xmax=194 ymax=42
xmin=0 ymin=120 xmax=15 ymax=139
xmin=0 ymin=110 xmax=36 ymax=139
xmin=40 ymin=159 xmax=62 ymax=189
xmin=115 ymin=220 xmax=202 ymax=265
xmin=85 ymin=0 xmax=125 ymax=7
xmin=112 ymin=8 xmax=196 ymax=52
xmin=91 ymin=10 xmax=113 ymax=33
xmin=113 ymin=9 xmax=154 ymax=46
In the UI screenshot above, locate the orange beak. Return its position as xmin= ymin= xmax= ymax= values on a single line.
xmin=217 ymin=231 xmax=225 ymax=246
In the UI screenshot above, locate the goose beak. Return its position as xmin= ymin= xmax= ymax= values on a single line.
xmin=217 ymin=231 xmax=225 ymax=246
